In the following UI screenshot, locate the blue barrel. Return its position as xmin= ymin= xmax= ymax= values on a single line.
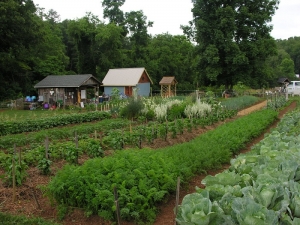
xmin=26 ymin=96 xmax=32 ymax=102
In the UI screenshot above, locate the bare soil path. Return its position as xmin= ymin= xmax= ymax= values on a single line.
xmin=0 ymin=100 xmax=297 ymax=225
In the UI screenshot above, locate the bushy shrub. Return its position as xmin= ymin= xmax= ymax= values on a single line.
xmin=119 ymin=97 xmax=144 ymax=120
xmin=167 ymin=103 xmax=187 ymax=120
xmin=144 ymin=108 xmax=155 ymax=121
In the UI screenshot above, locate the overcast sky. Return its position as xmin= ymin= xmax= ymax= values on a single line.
xmin=33 ymin=0 xmax=300 ymax=40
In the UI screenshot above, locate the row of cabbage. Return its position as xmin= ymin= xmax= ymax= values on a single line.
xmin=176 ymin=104 xmax=300 ymax=224
xmin=44 ymin=108 xmax=278 ymax=224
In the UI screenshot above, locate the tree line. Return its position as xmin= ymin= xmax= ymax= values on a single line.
xmin=0 ymin=0 xmax=299 ymax=101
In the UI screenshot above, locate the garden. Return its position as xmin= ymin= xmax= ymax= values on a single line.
xmin=0 ymin=92 xmax=297 ymax=225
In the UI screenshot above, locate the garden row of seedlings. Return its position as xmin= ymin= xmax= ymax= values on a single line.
xmin=176 ymin=103 xmax=300 ymax=224
xmin=0 ymin=104 xmax=237 ymax=189
xmin=45 ymin=108 xmax=279 ymax=224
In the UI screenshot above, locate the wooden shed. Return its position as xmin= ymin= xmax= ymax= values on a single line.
xmin=159 ymin=76 xmax=178 ymax=97
xmin=34 ymin=74 xmax=101 ymax=106
xmin=102 ymin=68 xmax=153 ymax=97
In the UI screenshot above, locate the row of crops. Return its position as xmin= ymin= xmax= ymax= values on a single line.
xmin=0 ymin=95 xmax=289 ymax=224
xmin=0 ymin=96 xmax=264 ymax=180
xmin=176 ymin=103 xmax=300 ymax=224
xmin=44 ymin=108 xmax=279 ymax=223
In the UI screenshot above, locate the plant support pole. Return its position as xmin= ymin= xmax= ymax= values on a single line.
xmin=174 ymin=177 xmax=180 ymax=225
xmin=12 ymin=144 xmax=16 ymax=203
xmin=114 ymin=187 xmax=121 ymax=225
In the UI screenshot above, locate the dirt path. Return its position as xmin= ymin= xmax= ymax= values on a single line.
xmin=237 ymin=100 xmax=267 ymax=116
xmin=0 ymin=101 xmax=297 ymax=225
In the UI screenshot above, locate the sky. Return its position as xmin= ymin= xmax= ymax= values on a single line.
xmin=33 ymin=0 xmax=300 ymax=40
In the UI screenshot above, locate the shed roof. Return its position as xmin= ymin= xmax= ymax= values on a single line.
xmin=102 ymin=68 xmax=153 ymax=86
xmin=34 ymin=75 xmax=101 ymax=88
xmin=277 ymin=77 xmax=290 ymax=84
xmin=159 ymin=76 xmax=178 ymax=85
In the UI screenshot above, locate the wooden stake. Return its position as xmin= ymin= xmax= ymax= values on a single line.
xmin=18 ymin=148 xmax=21 ymax=166
xmin=75 ymin=131 xmax=78 ymax=164
xmin=32 ymin=188 xmax=41 ymax=209
xmin=12 ymin=145 xmax=16 ymax=203
xmin=45 ymin=136 xmax=49 ymax=159
xmin=129 ymin=120 xmax=132 ymax=133
xmin=174 ymin=177 xmax=180 ymax=225
xmin=114 ymin=187 xmax=121 ymax=225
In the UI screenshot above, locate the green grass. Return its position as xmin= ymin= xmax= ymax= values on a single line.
xmin=0 ymin=212 xmax=61 ymax=225
xmin=0 ymin=108 xmax=78 ymax=122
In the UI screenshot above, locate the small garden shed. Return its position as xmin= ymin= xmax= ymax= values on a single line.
xmin=159 ymin=76 xmax=178 ymax=97
xmin=34 ymin=74 xmax=101 ymax=106
xmin=102 ymin=68 xmax=153 ymax=97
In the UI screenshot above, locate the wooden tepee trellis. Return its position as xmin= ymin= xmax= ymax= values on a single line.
xmin=159 ymin=76 xmax=178 ymax=97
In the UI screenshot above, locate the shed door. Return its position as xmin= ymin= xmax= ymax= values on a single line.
xmin=125 ymin=86 xmax=132 ymax=96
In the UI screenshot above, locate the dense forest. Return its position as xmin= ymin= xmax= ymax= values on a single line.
xmin=0 ymin=0 xmax=299 ymax=101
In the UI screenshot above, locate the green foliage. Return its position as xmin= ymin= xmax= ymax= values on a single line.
xmin=167 ymin=103 xmax=187 ymax=121
xmin=277 ymin=37 xmax=300 ymax=75
xmin=2 ymin=155 xmax=28 ymax=187
xmin=85 ymin=139 xmax=104 ymax=158
xmin=37 ymin=158 xmax=52 ymax=175
xmin=192 ymin=0 xmax=279 ymax=88
xmin=177 ymin=105 xmax=300 ymax=224
xmin=221 ymin=95 xmax=260 ymax=111
xmin=46 ymin=108 xmax=278 ymax=223
xmin=0 ymin=117 xmax=128 ymax=149
xmin=267 ymin=95 xmax=288 ymax=110
xmin=102 ymin=0 xmax=125 ymax=25
xmin=0 ymin=111 xmax=111 ymax=135
xmin=0 ymin=211 xmax=61 ymax=225
xmin=64 ymin=144 xmax=79 ymax=164
xmin=119 ymin=97 xmax=144 ymax=119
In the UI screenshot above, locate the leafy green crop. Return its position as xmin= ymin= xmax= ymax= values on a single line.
xmin=0 ymin=211 xmax=61 ymax=225
xmin=45 ymin=108 xmax=278 ymax=223
xmin=0 ymin=111 xmax=111 ymax=136
xmin=177 ymin=105 xmax=300 ymax=224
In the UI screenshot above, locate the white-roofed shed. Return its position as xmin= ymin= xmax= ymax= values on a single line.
xmin=102 ymin=68 xmax=153 ymax=97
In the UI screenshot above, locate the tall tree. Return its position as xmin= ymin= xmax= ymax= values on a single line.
xmin=102 ymin=0 xmax=125 ymax=25
xmin=94 ymin=23 xmax=125 ymax=79
xmin=0 ymin=0 xmax=43 ymax=100
xmin=32 ymin=8 xmax=69 ymax=77
xmin=124 ymin=10 xmax=153 ymax=64
xmin=192 ymin=0 xmax=279 ymax=89
xmin=277 ymin=37 xmax=300 ymax=75
xmin=145 ymin=34 xmax=196 ymax=90
xmin=67 ymin=13 xmax=101 ymax=75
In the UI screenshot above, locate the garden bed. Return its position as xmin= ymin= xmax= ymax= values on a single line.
xmin=0 ymin=99 xmax=296 ymax=225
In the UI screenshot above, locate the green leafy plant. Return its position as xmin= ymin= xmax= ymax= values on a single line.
xmin=3 ymin=155 xmax=28 ymax=186
xmin=37 ymin=158 xmax=52 ymax=175
xmin=45 ymin=108 xmax=279 ymax=224
xmin=119 ymin=97 xmax=144 ymax=120
xmin=85 ymin=139 xmax=104 ymax=158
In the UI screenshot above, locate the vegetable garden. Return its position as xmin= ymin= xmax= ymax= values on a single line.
xmin=0 ymin=94 xmax=296 ymax=224
xmin=176 ymin=102 xmax=300 ymax=225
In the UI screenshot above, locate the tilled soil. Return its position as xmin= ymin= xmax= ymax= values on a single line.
xmin=0 ymin=100 xmax=297 ymax=225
